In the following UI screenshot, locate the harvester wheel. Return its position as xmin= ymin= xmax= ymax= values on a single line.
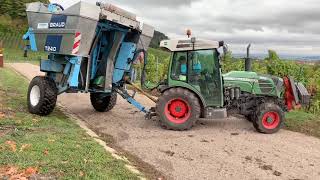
xmin=156 ymin=88 xmax=201 ymax=131
xmin=27 ymin=76 xmax=58 ymax=116
xmin=90 ymin=92 xmax=117 ymax=112
xmin=253 ymin=103 xmax=284 ymax=134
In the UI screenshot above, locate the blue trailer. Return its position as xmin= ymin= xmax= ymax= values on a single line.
xmin=23 ymin=2 xmax=155 ymax=116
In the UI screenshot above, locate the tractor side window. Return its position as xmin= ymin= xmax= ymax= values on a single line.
xmin=171 ymin=52 xmax=188 ymax=81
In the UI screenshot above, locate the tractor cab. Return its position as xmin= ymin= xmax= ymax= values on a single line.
xmin=157 ymin=37 xmax=310 ymax=133
xmin=160 ymin=38 xmax=225 ymax=108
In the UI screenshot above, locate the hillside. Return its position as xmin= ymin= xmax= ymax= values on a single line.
xmin=150 ymin=31 xmax=169 ymax=48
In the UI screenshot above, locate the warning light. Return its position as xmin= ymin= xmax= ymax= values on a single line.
xmin=186 ymin=29 xmax=192 ymax=38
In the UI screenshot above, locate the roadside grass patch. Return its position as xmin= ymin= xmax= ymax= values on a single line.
xmin=285 ymin=110 xmax=320 ymax=138
xmin=0 ymin=68 xmax=139 ymax=179
xmin=3 ymin=48 xmax=47 ymax=65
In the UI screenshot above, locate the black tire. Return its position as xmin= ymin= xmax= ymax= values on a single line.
xmin=90 ymin=92 xmax=117 ymax=112
xmin=27 ymin=76 xmax=58 ymax=116
xmin=245 ymin=114 xmax=254 ymax=122
xmin=253 ymin=103 xmax=284 ymax=134
xmin=156 ymin=88 xmax=201 ymax=131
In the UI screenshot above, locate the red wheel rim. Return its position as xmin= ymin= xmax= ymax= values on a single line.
xmin=164 ymin=98 xmax=191 ymax=124
xmin=262 ymin=112 xmax=280 ymax=129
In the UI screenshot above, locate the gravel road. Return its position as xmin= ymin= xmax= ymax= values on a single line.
xmin=9 ymin=63 xmax=320 ymax=180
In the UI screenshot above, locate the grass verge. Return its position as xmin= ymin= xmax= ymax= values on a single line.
xmin=0 ymin=67 xmax=139 ymax=179
xmin=3 ymin=48 xmax=47 ymax=65
xmin=285 ymin=111 xmax=320 ymax=138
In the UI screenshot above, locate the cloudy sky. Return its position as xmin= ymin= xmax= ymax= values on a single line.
xmin=51 ymin=0 xmax=320 ymax=55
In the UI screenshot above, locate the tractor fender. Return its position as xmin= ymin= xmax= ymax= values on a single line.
xmin=159 ymin=85 xmax=207 ymax=117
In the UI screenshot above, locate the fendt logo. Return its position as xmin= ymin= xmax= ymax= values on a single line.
xmin=49 ymin=15 xmax=67 ymax=29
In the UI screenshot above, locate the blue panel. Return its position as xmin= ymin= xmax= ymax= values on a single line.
xmin=40 ymin=60 xmax=63 ymax=73
xmin=113 ymin=42 xmax=136 ymax=83
xmin=45 ymin=35 xmax=62 ymax=53
xmin=49 ymin=15 xmax=67 ymax=29
xmin=22 ymin=28 xmax=37 ymax=51
xmin=68 ymin=57 xmax=82 ymax=88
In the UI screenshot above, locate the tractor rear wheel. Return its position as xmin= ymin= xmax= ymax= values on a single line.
xmin=156 ymin=88 xmax=201 ymax=131
xmin=27 ymin=76 xmax=58 ymax=116
xmin=90 ymin=92 xmax=117 ymax=112
xmin=253 ymin=102 xmax=284 ymax=134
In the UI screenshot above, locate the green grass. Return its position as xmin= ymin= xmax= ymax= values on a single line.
xmin=285 ymin=110 xmax=320 ymax=138
xmin=3 ymin=48 xmax=47 ymax=65
xmin=0 ymin=67 xmax=139 ymax=179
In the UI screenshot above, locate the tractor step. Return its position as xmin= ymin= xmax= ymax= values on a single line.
xmin=204 ymin=108 xmax=227 ymax=119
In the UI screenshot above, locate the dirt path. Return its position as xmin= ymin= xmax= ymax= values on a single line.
xmin=9 ymin=63 xmax=320 ymax=180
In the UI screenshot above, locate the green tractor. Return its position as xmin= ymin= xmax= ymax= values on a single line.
xmin=154 ymin=38 xmax=310 ymax=133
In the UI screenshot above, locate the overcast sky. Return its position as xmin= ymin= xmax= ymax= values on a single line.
xmin=51 ymin=0 xmax=320 ymax=55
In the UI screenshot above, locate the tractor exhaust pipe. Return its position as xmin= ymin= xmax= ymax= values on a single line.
xmin=245 ymin=44 xmax=252 ymax=72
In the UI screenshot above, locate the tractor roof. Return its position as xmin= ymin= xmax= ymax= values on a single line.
xmin=160 ymin=39 xmax=222 ymax=52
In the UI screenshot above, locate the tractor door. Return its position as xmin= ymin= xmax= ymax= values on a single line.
xmin=187 ymin=49 xmax=223 ymax=107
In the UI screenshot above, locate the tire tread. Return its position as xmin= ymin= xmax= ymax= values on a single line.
xmin=90 ymin=92 xmax=117 ymax=112
xmin=252 ymin=102 xmax=284 ymax=134
xmin=28 ymin=76 xmax=57 ymax=116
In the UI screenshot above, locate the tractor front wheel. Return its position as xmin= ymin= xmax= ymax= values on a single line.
xmin=253 ymin=103 xmax=284 ymax=134
xmin=90 ymin=92 xmax=117 ymax=112
xmin=27 ymin=76 xmax=58 ymax=116
xmin=156 ymin=88 xmax=201 ymax=131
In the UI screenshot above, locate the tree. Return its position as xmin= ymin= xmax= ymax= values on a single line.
xmin=221 ymin=50 xmax=244 ymax=73
xmin=265 ymin=50 xmax=282 ymax=76
xmin=0 ymin=0 xmax=49 ymax=34
xmin=0 ymin=0 xmax=13 ymax=15
xmin=265 ymin=50 xmax=280 ymax=61
xmin=0 ymin=0 xmax=49 ymax=18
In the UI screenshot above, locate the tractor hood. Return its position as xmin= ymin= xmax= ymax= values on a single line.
xmin=223 ymin=71 xmax=260 ymax=82
xmin=223 ymin=71 xmax=283 ymax=97
xmin=223 ymin=71 xmax=311 ymax=111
